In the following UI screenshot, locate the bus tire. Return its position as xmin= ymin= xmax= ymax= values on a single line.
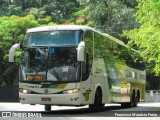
xmin=121 ymin=93 xmax=136 ymax=108
xmin=137 ymin=90 xmax=140 ymax=102
xmin=134 ymin=96 xmax=138 ymax=107
xmin=45 ymin=105 xmax=51 ymax=111
xmin=128 ymin=92 xmax=137 ymax=108
xmin=121 ymin=103 xmax=128 ymax=108
xmin=89 ymin=89 xmax=102 ymax=112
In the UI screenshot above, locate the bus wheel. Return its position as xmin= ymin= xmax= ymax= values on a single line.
xmin=134 ymin=96 xmax=138 ymax=107
xmin=128 ymin=93 xmax=136 ymax=108
xmin=45 ymin=105 xmax=51 ymax=111
xmin=89 ymin=89 xmax=102 ymax=112
xmin=121 ymin=103 xmax=128 ymax=108
xmin=121 ymin=93 xmax=135 ymax=108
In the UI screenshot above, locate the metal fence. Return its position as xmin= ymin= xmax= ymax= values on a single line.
xmin=145 ymin=90 xmax=160 ymax=102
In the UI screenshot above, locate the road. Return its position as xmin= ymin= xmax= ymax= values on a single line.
xmin=0 ymin=102 xmax=160 ymax=119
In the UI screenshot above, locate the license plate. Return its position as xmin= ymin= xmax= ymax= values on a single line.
xmin=41 ymin=98 xmax=51 ymax=101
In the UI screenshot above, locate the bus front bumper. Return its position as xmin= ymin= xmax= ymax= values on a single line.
xmin=19 ymin=92 xmax=82 ymax=106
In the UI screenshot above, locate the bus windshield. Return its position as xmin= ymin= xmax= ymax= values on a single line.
xmin=24 ymin=30 xmax=80 ymax=46
xmin=22 ymin=47 xmax=80 ymax=82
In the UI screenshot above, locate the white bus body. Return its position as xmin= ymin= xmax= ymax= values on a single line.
xmin=9 ymin=25 xmax=146 ymax=111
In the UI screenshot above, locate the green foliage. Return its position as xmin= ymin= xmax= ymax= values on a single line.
xmin=0 ymin=14 xmax=39 ymax=85
xmin=124 ymin=0 xmax=160 ymax=75
xmin=66 ymin=8 xmax=88 ymax=23
xmin=0 ymin=14 xmax=39 ymax=61
xmin=78 ymin=0 xmax=138 ymax=40
xmin=7 ymin=5 xmax=22 ymax=16
xmin=0 ymin=15 xmax=39 ymax=58
xmin=29 ymin=7 xmax=46 ymax=19
xmin=0 ymin=0 xmax=82 ymax=24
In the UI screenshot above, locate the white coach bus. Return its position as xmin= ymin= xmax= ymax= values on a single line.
xmin=9 ymin=25 xmax=146 ymax=111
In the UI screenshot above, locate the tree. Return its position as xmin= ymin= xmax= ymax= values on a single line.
xmin=78 ymin=0 xmax=138 ymax=40
xmin=0 ymin=0 xmax=12 ymax=16
xmin=124 ymin=0 xmax=160 ymax=75
xmin=0 ymin=14 xmax=39 ymax=85
xmin=13 ymin=0 xmax=42 ymax=11
xmin=45 ymin=0 xmax=80 ymax=23
xmin=1 ymin=0 xmax=81 ymax=24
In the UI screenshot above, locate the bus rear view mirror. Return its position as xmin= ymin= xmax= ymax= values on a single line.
xmin=77 ymin=41 xmax=85 ymax=61
xmin=9 ymin=43 xmax=20 ymax=62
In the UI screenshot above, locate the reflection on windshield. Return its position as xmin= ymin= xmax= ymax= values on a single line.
xmin=29 ymin=48 xmax=48 ymax=72
xmin=23 ymin=47 xmax=80 ymax=82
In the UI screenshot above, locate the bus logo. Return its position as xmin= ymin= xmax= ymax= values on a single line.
xmin=44 ymin=89 xmax=49 ymax=94
xmin=83 ymin=90 xmax=91 ymax=101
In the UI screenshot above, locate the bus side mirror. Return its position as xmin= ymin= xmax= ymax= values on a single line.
xmin=77 ymin=41 xmax=85 ymax=61
xmin=9 ymin=43 xmax=20 ymax=62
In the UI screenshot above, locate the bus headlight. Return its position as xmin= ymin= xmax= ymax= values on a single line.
xmin=63 ymin=89 xmax=79 ymax=94
xmin=19 ymin=89 xmax=32 ymax=94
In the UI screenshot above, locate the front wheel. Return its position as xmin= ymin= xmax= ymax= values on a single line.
xmin=133 ymin=96 xmax=138 ymax=107
xmin=89 ymin=89 xmax=102 ymax=112
xmin=45 ymin=105 xmax=51 ymax=111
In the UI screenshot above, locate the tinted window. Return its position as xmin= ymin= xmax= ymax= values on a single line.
xmin=24 ymin=31 xmax=80 ymax=46
xmin=82 ymin=31 xmax=93 ymax=80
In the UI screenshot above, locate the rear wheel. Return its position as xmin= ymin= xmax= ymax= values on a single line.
xmin=128 ymin=93 xmax=135 ymax=107
xmin=45 ymin=105 xmax=51 ymax=111
xmin=89 ymin=89 xmax=102 ymax=112
xmin=121 ymin=92 xmax=138 ymax=108
xmin=121 ymin=103 xmax=128 ymax=108
xmin=134 ymin=96 xmax=138 ymax=107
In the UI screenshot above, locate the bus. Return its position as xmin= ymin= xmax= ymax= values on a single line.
xmin=9 ymin=25 xmax=146 ymax=111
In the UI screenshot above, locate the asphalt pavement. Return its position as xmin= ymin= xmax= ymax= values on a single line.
xmin=0 ymin=102 xmax=160 ymax=120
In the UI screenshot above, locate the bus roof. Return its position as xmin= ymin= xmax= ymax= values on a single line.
xmin=26 ymin=25 xmax=94 ymax=33
xmin=27 ymin=25 xmax=123 ymax=44
xmin=26 ymin=25 xmax=138 ymax=52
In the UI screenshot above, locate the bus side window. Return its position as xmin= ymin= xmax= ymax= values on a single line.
xmin=112 ymin=42 xmax=134 ymax=67
xmin=82 ymin=31 xmax=93 ymax=81
xmin=82 ymin=53 xmax=93 ymax=80
xmin=82 ymin=53 xmax=89 ymax=80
